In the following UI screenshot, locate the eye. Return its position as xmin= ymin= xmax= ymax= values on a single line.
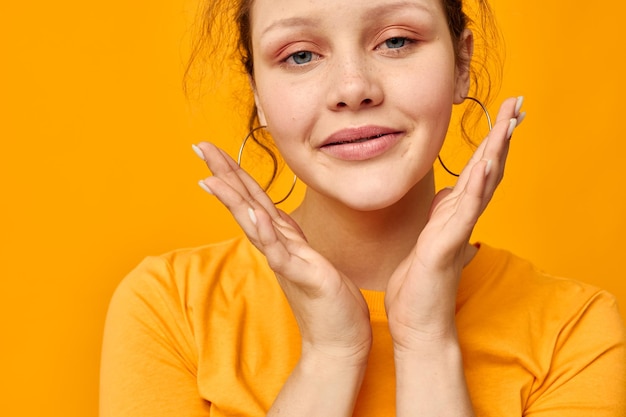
xmin=384 ymin=37 xmax=408 ymax=49
xmin=375 ymin=35 xmax=416 ymax=56
xmin=286 ymin=50 xmax=315 ymax=65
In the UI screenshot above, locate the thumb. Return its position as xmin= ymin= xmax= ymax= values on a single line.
xmin=277 ymin=209 xmax=308 ymax=241
xmin=428 ymin=187 xmax=454 ymax=219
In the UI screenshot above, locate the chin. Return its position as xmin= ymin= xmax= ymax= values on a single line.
xmin=332 ymin=185 xmax=410 ymax=212
xmin=302 ymin=164 xmax=434 ymax=212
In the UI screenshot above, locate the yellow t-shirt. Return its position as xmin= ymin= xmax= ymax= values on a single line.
xmin=100 ymin=236 xmax=626 ymax=416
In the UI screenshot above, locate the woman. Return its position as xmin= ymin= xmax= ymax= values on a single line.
xmin=100 ymin=0 xmax=626 ymax=415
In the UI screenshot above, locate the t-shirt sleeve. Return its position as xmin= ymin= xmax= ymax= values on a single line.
xmin=526 ymin=290 xmax=626 ymax=416
xmin=100 ymin=256 xmax=211 ymax=417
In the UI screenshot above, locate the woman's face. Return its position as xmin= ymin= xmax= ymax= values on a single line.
xmin=250 ymin=0 xmax=471 ymax=210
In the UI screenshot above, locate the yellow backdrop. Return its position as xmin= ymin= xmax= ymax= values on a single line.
xmin=1 ymin=0 xmax=624 ymax=415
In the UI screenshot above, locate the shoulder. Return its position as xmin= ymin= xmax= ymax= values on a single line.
xmin=109 ymin=235 xmax=275 ymax=325
xmin=101 ymin=237 xmax=267 ymax=416
xmin=461 ymin=243 xmax=619 ymax=315
xmin=461 ymin=243 xmax=625 ymax=362
xmin=460 ymin=243 xmax=625 ymax=352
xmin=119 ymin=235 xmax=266 ymax=289
xmin=460 ymin=245 xmax=626 ymax=415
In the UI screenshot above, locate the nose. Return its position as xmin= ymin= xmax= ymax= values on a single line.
xmin=326 ymin=58 xmax=383 ymax=111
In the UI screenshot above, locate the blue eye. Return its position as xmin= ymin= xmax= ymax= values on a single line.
xmin=384 ymin=37 xmax=407 ymax=49
xmin=289 ymin=51 xmax=313 ymax=65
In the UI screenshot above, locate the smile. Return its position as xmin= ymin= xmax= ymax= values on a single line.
xmin=319 ymin=126 xmax=403 ymax=161
xmin=322 ymin=133 xmax=388 ymax=146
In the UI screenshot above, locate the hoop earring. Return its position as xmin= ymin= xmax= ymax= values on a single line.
xmin=438 ymin=96 xmax=493 ymax=177
xmin=237 ymin=126 xmax=297 ymax=205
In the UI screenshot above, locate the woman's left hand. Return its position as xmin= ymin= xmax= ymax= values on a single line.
xmin=385 ymin=97 xmax=524 ymax=351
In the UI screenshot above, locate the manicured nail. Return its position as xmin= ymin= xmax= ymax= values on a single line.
xmin=506 ymin=118 xmax=517 ymax=140
xmin=248 ymin=207 xmax=257 ymax=225
xmin=198 ymin=180 xmax=213 ymax=194
xmin=192 ymin=144 xmax=205 ymax=160
xmin=515 ymin=96 xmax=524 ymax=117
xmin=484 ymin=159 xmax=493 ymax=177
xmin=516 ymin=111 xmax=527 ymax=127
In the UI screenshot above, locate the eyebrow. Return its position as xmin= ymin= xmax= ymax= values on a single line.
xmin=260 ymin=0 xmax=434 ymax=37
xmin=261 ymin=16 xmax=322 ymax=38
xmin=362 ymin=0 xmax=434 ymax=21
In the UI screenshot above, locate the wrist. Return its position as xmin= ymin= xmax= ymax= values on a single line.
xmin=300 ymin=339 xmax=372 ymax=372
xmin=389 ymin=316 xmax=459 ymax=353
xmin=267 ymin=343 xmax=370 ymax=417
xmin=393 ymin=338 xmax=474 ymax=417
xmin=393 ymin=333 xmax=462 ymax=364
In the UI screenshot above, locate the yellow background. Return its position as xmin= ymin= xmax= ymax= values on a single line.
xmin=1 ymin=0 xmax=624 ymax=415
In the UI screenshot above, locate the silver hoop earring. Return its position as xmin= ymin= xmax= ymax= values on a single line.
xmin=237 ymin=126 xmax=297 ymax=205
xmin=438 ymin=96 xmax=493 ymax=177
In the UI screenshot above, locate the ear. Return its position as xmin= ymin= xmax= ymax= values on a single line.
xmin=249 ymin=75 xmax=268 ymax=126
xmin=453 ymin=29 xmax=474 ymax=104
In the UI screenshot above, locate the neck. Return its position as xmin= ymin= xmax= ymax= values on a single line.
xmin=290 ymin=171 xmax=436 ymax=291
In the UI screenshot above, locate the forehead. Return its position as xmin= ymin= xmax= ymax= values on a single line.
xmin=250 ymin=0 xmax=445 ymax=37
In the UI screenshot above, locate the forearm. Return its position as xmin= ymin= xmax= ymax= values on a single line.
xmin=395 ymin=338 xmax=475 ymax=417
xmin=267 ymin=352 xmax=367 ymax=417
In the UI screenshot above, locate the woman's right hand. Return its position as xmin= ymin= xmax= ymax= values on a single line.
xmin=193 ymin=142 xmax=372 ymax=367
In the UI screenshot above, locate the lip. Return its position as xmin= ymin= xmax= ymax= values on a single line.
xmin=319 ymin=126 xmax=403 ymax=161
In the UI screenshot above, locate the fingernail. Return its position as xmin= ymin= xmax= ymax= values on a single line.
xmin=192 ymin=144 xmax=205 ymax=160
xmin=484 ymin=159 xmax=493 ymax=177
xmin=506 ymin=118 xmax=517 ymax=140
xmin=198 ymin=180 xmax=213 ymax=194
xmin=516 ymin=111 xmax=527 ymax=127
xmin=515 ymin=96 xmax=524 ymax=117
xmin=248 ymin=207 xmax=257 ymax=225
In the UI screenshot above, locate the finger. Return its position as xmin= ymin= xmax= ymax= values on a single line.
xmin=466 ymin=98 xmax=516 ymax=166
xmin=204 ymin=184 xmax=300 ymax=272
xmin=494 ymin=97 xmax=519 ymax=124
xmin=216 ymin=148 xmax=281 ymax=217
xmin=452 ymin=98 xmax=518 ymax=193
xmin=455 ymin=117 xmax=515 ymax=222
xmin=436 ymin=100 xmax=519 ymax=239
xmin=253 ymin=207 xmax=318 ymax=286
xmin=197 ymin=142 xmax=280 ymax=218
xmin=196 ymin=148 xmax=296 ymax=255
xmin=272 ymin=217 xmax=307 ymax=244
xmin=196 ymin=142 xmax=251 ymax=199
xmin=461 ymin=159 xmax=490 ymax=220
xmin=437 ymin=160 xmax=490 ymax=246
xmin=253 ymin=206 xmax=291 ymax=268
xmin=195 ymin=145 xmax=325 ymax=291
xmin=276 ymin=209 xmax=307 ymax=240
xmin=196 ymin=143 xmax=270 ymax=228
xmin=200 ymin=175 xmax=265 ymax=242
xmin=451 ymin=123 xmax=511 ymax=217
xmin=476 ymin=111 xmax=517 ymax=197
xmin=428 ymin=187 xmax=454 ymax=219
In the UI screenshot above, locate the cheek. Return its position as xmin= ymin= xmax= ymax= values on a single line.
xmin=255 ymin=79 xmax=327 ymax=174
xmin=396 ymin=59 xmax=456 ymax=108
xmin=256 ymin=77 xmax=318 ymax=134
xmin=395 ymin=61 xmax=457 ymax=128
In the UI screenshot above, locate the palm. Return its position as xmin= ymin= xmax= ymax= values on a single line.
xmin=385 ymin=97 xmax=521 ymax=347
xmin=195 ymin=142 xmax=372 ymax=361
